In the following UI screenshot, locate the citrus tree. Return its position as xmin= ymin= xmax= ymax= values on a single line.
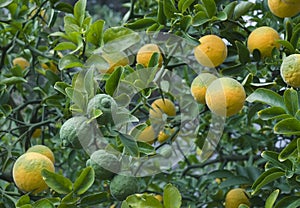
xmin=0 ymin=0 xmax=299 ymax=207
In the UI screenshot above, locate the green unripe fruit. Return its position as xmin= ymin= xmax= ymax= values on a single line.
xmin=87 ymin=94 xmax=118 ymax=125
xmin=86 ymin=150 xmax=121 ymax=180
xmin=110 ymin=174 xmax=139 ymax=201
xmin=59 ymin=116 xmax=91 ymax=148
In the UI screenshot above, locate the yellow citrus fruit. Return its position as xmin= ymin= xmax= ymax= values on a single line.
xmin=191 ymin=73 xmax=218 ymax=104
xmin=13 ymin=152 xmax=55 ymax=194
xmin=137 ymin=125 xmax=157 ymax=144
xmin=154 ymin=194 xmax=163 ymax=202
xmin=194 ymin=35 xmax=227 ymax=67
xmin=13 ymin=57 xmax=30 ymax=70
xmin=41 ymin=61 xmax=59 ymax=73
xmin=149 ymin=98 xmax=176 ymax=119
xmin=225 ymin=188 xmax=250 ymax=208
xmin=205 ymin=77 xmax=246 ymax=117
xmin=157 ymin=128 xmax=176 ymax=143
xmin=32 ymin=128 xmax=42 ymax=138
xmin=136 ymin=43 xmax=163 ymax=67
xmin=280 ymin=54 xmax=300 ymax=88
xmin=268 ymin=0 xmax=300 ymax=18
xmin=247 ymin=26 xmax=280 ymax=58
xmin=26 ymin=145 xmax=55 ymax=164
xmin=102 ymin=51 xmax=129 ymax=74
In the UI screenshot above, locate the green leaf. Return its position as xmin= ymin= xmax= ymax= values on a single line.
xmin=86 ymin=20 xmax=105 ymax=47
xmin=148 ymin=52 xmax=160 ymax=68
xmin=103 ymin=27 xmax=140 ymax=52
xmin=163 ymin=0 xmax=178 ymax=19
xmin=261 ymin=151 xmax=293 ymax=171
xmin=85 ymin=54 xmax=108 ymax=72
xmin=233 ymin=2 xmax=254 ymax=20
xmin=58 ymin=54 xmax=83 ymax=70
xmin=53 ymin=2 xmax=73 ymax=13
xmin=201 ymin=0 xmax=216 ymax=18
xmin=251 ymin=168 xmax=285 ymax=195
xmin=125 ymin=18 xmax=157 ymax=30
xmin=246 ymin=88 xmax=285 ymax=109
xmin=54 ymin=42 xmax=77 ymax=51
xmin=0 ymin=0 xmax=13 ymax=7
xmin=219 ymin=176 xmax=251 ymax=188
xmin=277 ymin=40 xmax=294 ymax=53
xmin=279 ymin=138 xmax=298 ymax=162
xmin=265 ymin=189 xmax=280 ymax=208
xmin=274 ymin=118 xmax=300 ymax=135
xmin=274 ymin=196 xmax=300 ymax=208
xmin=284 ymin=88 xmax=299 ymax=116
xmin=157 ymin=0 xmax=166 ymax=25
xmin=123 ymin=194 xmax=163 ymax=208
xmin=0 ymin=104 xmax=12 ymax=118
xmin=258 ymin=107 xmax=287 ymax=120
xmin=105 ymin=66 xmax=123 ymax=96
xmin=41 ymin=169 xmax=73 ymax=194
xmin=290 ymin=27 xmax=300 ymax=49
xmin=178 ymin=0 xmax=195 ymax=13
xmin=118 ymin=133 xmax=139 ymax=157
xmin=32 ymin=199 xmax=55 ymax=208
xmin=235 ymin=41 xmax=250 ymax=64
xmin=192 ymin=11 xmax=210 ymax=26
xmin=180 ymin=15 xmax=192 ymax=31
xmin=163 ymin=184 xmax=182 ymax=208
xmin=79 ymin=192 xmax=109 ymax=206
xmin=223 ymin=1 xmax=237 ymax=19
xmin=73 ymin=167 xmax=95 ymax=195
xmin=16 ymin=194 xmax=30 ymax=207
xmin=74 ymin=0 xmax=86 ymax=26
xmin=54 ymin=82 xmax=72 ymax=96
xmin=84 ymin=68 xmax=96 ymax=99
xmin=137 ymin=141 xmax=156 ymax=155
xmin=0 ymin=77 xmax=27 ymax=85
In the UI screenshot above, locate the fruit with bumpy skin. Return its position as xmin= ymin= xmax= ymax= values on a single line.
xmin=191 ymin=73 xmax=218 ymax=104
xmin=59 ymin=116 xmax=91 ymax=148
xmin=101 ymin=51 xmax=129 ymax=74
xmin=26 ymin=145 xmax=55 ymax=164
xmin=136 ymin=43 xmax=163 ymax=67
xmin=86 ymin=150 xmax=120 ymax=180
xmin=280 ymin=54 xmax=300 ymax=88
xmin=149 ymin=98 xmax=176 ymax=120
xmin=205 ymin=77 xmax=246 ymax=117
xmin=247 ymin=26 xmax=280 ymax=58
xmin=225 ymin=188 xmax=250 ymax=208
xmin=110 ymin=174 xmax=139 ymax=201
xmin=194 ymin=35 xmax=227 ymax=67
xmin=268 ymin=0 xmax=300 ymax=18
xmin=13 ymin=152 xmax=55 ymax=194
xmin=13 ymin=57 xmax=30 ymax=70
xmin=87 ymin=94 xmax=118 ymax=125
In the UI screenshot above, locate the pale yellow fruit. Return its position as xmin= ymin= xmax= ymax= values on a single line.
xmin=225 ymin=188 xmax=250 ymax=208
xmin=247 ymin=26 xmax=280 ymax=58
xmin=194 ymin=35 xmax=227 ymax=67
xmin=157 ymin=128 xmax=176 ymax=143
xmin=13 ymin=57 xmax=30 ymax=70
xmin=268 ymin=0 xmax=300 ymax=18
xmin=149 ymin=98 xmax=176 ymax=119
xmin=191 ymin=73 xmax=218 ymax=104
xmin=280 ymin=54 xmax=300 ymax=88
xmin=136 ymin=43 xmax=163 ymax=67
xmin=137 ymin=126 xmax=157 ymax=144
xmin=205 ymin=77 xmax=246 ymax=117
xmin=26 ymin=145 xmax=55 ymax=164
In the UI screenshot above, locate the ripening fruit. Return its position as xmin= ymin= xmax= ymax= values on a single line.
xmin=191 ymin=73 xmax=218 ymax=104
xmin=136 ymin=43 xmax=163 ymax=67
xmin=157 ymin=127 xmax=176 ymax=143
xmin=26 ymin=145 xmax=55 ymax=164
xmin=280 ymin=54 xmax=300 ymax=88
xmin=13 ymin=152 xmax=55 ymax=194
xmin=101 ymin=51 xmax=129 ymax=74
xmin=268 ymin=0 xmax=300 ymax=18
xmin=194 ymin=35 xmax=227 ymax=67
xmin=205 ymin=77 xmax=246 ymax=117
xmin=225 ymin=188 xmax=250 ymax=208
xmin=13 ymin=57 xmax=30 ymax=70
xmin=247 ymin=26 xmax=280 ymax=58
xmin=41 ymin=61 xmax=59 ymax=73
xmin=137 ymin=126 xmax=157 ymax=144
xmin=149 ymin=98 xmax=176 ymax=120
